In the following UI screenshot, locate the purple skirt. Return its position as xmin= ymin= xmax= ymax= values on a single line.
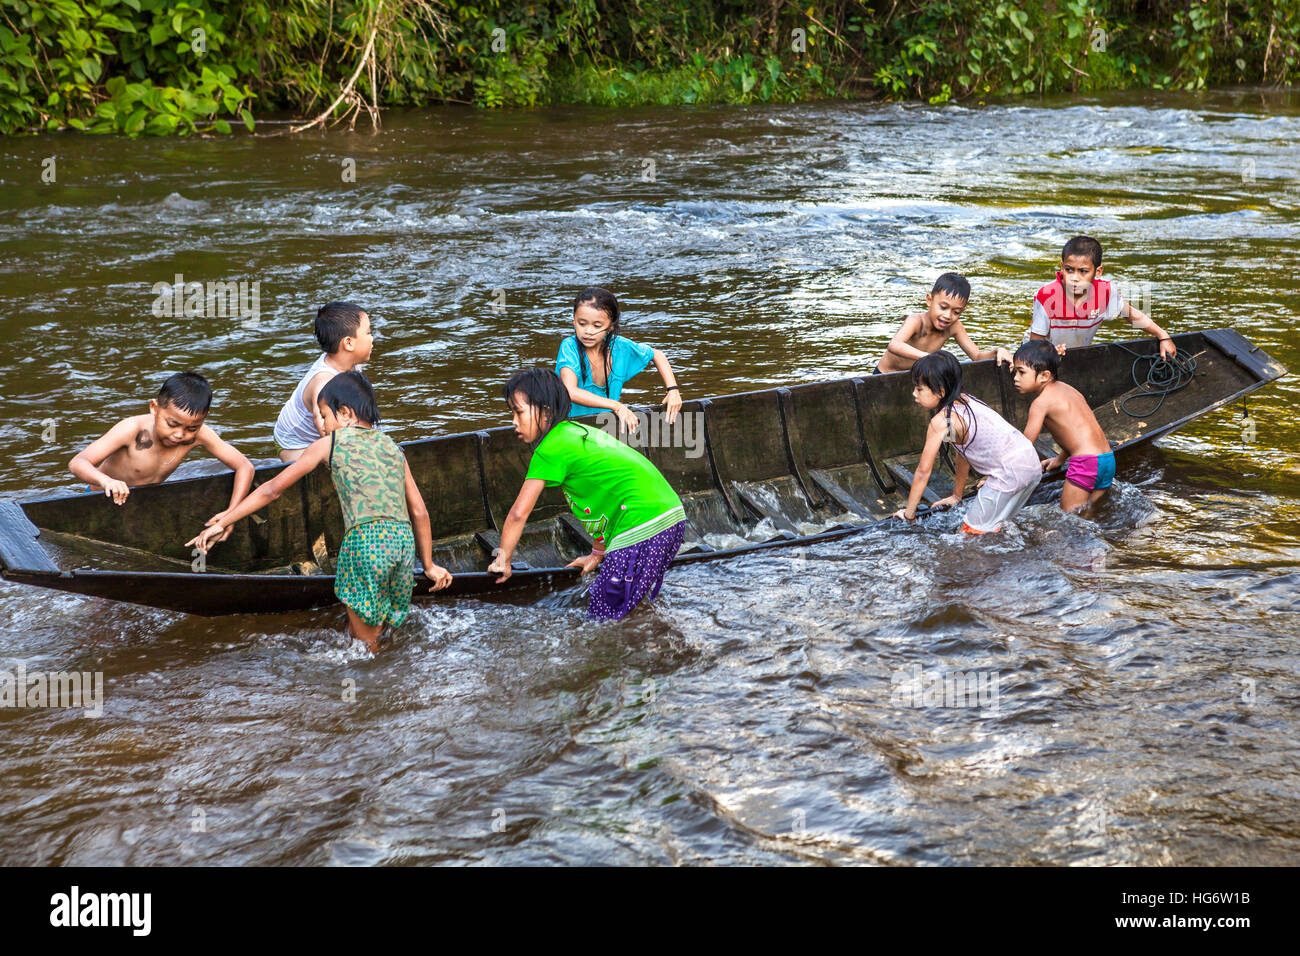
xmin=587 ymin=521 xmax=687 ymax=621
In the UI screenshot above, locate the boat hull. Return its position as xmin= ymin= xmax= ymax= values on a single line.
xmin=0 ymin=328 xmax=1286 ymax=616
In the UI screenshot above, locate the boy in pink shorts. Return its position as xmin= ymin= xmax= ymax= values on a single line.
xmin=1011 ymin=340 xmax=1115 ymax=513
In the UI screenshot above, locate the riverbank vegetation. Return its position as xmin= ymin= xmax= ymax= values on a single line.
xmin=3 ymin=0 xmax=1298 ymax=135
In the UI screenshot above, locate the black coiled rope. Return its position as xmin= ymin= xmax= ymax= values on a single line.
xmin=1115 ymin=343 xmax=1199 ymax=418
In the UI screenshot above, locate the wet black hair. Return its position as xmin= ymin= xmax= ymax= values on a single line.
xmin=931 ymin=272 xmax=971 ymax=301
xmin=318 ymin=370 xmax=380 ymax=425
xmin=1062 ymin=236 xmax=1103 ymax=268
xmin=572 ymin=287 xmax=621 ymax=388
xmin=1014 ymin=339 xmax=1060 ymax=379
xmin=315 ymin=301 xmax=367 ymax=354
xmin=503 ymin=368 xmax=571 ymax=445
xmin=157 ymin=371 xmax=211 ymax=415
xmin=911 ymin=350 xmax=980 ymax=446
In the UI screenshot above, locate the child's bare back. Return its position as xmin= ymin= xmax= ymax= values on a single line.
xmin=1011 ymin=340 xmax=1115 ymax=512
xmin=1029 ymin=381 xmax=1111 ymax=460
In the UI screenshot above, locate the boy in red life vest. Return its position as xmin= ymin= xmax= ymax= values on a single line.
xmin=1028 ymin=236 xmax=1176 ymax=361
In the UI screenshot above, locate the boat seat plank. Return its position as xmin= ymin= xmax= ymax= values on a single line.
xmin=474 ymin=530 xmax=532 ymax=570
xmin=1204 ymin=328 xmax=1289 ymax=382
xmin=807 ymin=468 xmax=894 ymax=519
xmin=428 ymin=534 xmax=490 ymax=574
xmin=0 ymin=501 xmax=60 ymax=574
xmin=732 ymin=477 xmax=816 ymax=533
xmin=883 ymin=456 xmax=953 ymax=504
xmin=556 ymin=512 xmax=595 ymax=549
xmin=681 ymin=491 xmax=748 ymax=539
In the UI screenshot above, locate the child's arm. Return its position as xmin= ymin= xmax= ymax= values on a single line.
xmin=1119 ymin=301 xmax=1177 ymax=360
xmin=557 ymin=367 xmax=639 ymax=432
xmin=196 ymin=426 xmax=255 ymax=534
xmin=885 ymin=314 xmax=930 ymax=363
xmin=932 ymin=454 xmax=971 ymax=511
xmin=651 ymin=348 xmax=682 ymax=424
xmin=68 ymin=419 xmax=136 ymax=504
xmin=952 ymin=324 xmax=1013 ymax=365
xmin=402 ymin=458 xmax=452 ymax=591
xmin=187 ymin=436 xmax=329 ymax=551
xmin=1022 ymin=396 xmax=1064 ymax=470
xmin=303 ymin=370 xmax=334 ymax=439
xmin=487 ymin=478 xmax=546 ymax=583
xmin=893 ymin=416 xmax=947 ymax=522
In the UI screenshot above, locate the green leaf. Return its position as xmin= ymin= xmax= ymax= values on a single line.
xmin=213 ymin=118 xmax=231 ymax=134
xmin=97 ymin=13 xmax=135 ymax=32
xmin=239 ymin=107 xmax=253 ymax=131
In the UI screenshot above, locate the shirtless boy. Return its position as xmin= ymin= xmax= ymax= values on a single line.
xmin=69 ymin=372 xmax=254 ymax=531
xmin=1011 ymin=340 xmax=1115 ymax=512
xmin=876 ymin=273 xmax=1011 ymax=374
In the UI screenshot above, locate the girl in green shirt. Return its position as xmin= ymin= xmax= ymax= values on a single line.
xmin=488 ymin=368 xmax=687 ymax=620
xmin=189 ymin=372 xmax=452 ymax=652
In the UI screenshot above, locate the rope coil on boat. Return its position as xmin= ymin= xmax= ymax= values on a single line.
xmin=1115 ymin=344 xmax=1199 ymax=417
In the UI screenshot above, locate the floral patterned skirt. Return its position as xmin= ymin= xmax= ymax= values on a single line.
xmin=334 ymin=519 xmax=415 ymax=627
xmin=587 ymin=520 xmax=686 ymax=621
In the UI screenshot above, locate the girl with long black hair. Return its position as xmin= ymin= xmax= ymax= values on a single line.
xmin=554 ymin=287 xmax=683 ymax=432
xmin=489 ymin=368 xmax=686 ymax=619
xmin=893 ymin=351 xmax=1042 ymax=534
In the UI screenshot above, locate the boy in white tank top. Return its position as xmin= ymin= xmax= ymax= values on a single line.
xmin=273 ymin=302 xmax=374 ymax=461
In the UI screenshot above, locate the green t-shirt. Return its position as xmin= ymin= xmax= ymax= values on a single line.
xmin=525 ymin=421 xmax=685 ymax=551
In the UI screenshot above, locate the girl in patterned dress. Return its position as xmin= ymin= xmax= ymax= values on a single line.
xmin=189 ymin=372 xmax=452 ymax=651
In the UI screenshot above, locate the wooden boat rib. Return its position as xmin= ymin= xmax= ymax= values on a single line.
xmin=0 ymin=327 xmax=1287 ymax=616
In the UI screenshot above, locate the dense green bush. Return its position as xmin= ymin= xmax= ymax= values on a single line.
xmin=2 ymin=1 xmax=1298 ymax=135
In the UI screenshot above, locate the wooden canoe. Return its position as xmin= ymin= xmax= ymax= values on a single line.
xmin=0 ymin=327 xmax=1286 ymax=616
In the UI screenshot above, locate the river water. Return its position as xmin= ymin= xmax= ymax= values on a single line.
xmin=1 ymin=90 xmax=1297 ymax=865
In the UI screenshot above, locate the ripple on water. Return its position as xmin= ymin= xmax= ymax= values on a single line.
xmin=1 ymin=93 xmax=1299 ymax=864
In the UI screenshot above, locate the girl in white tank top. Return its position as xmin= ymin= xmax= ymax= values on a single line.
xmin=894 ymin=350 xmax=1041 ymax=533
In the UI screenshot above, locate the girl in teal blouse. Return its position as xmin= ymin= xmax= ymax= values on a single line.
xmin=555 ymin=287 xmax=684 ymax=432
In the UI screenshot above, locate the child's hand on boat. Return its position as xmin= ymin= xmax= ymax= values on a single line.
xmin=612 ymin=402 xmax=640 ymax=433
xmin=487 ymin=552 xmax=512 ymax=583
xmin=662 ymin=388 xmax=682 ymax=424
xmin=931 ymin=495 xmax=961 ymax=511
xmin=566 ymin=551 xmax=604 ymax=575
xmin=423 ymin=562 xmax=452 ymax=591
xmin=892 ymin=508 xmax=917 ymax=523
xmin=1041 ymin=454 xmax=1064 ymax=472
xmin=186 ymin=523 xmax=224 ymax=552
xmin=203 ymin=512 xmax=235 ymax=543
xmin=100 ymin=478 xmax=130 ymax=505
xmin=1055 ymin=343 xmax=1067 ymax=356
xmin=995 ymin=348 xmax=1016 ymax=367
